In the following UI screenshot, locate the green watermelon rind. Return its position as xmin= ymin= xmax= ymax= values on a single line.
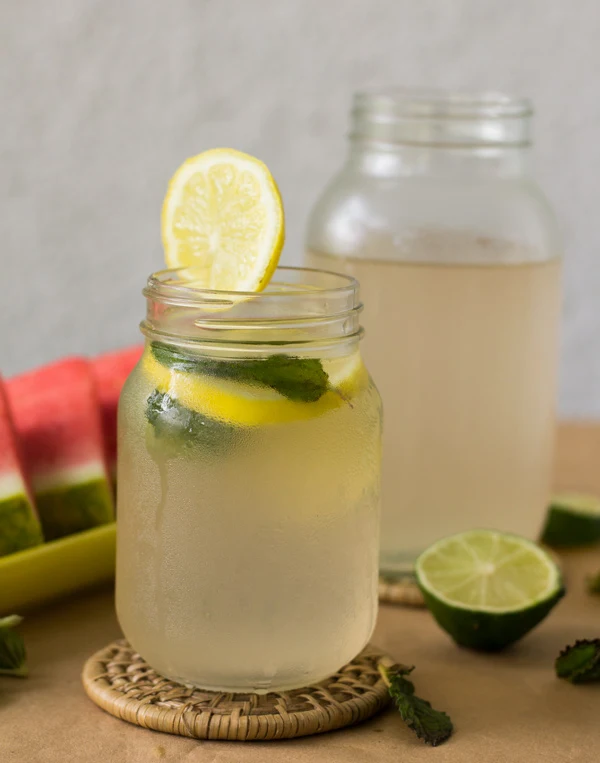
xmin=36 ymin=478 xmax=114 ymax=541
xmin=0 ymin=493 xmax=44 ymax=556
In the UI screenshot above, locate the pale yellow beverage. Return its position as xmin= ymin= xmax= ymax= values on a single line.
xmin=116 ymin=267 xmax=382 ymax=692
xmin=307 ymin=239 xmax=561 ymax=569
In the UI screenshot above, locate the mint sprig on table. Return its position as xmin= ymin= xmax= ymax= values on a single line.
xmin=150 ymin=342 xmax=329 ymax=403
xmin=0 ymin=616 xmax=27 ymax=678
xmin=555 ymin=640 xmax=600 ymax=683
xmin=379 ymin=662 xmax=453 ymax=746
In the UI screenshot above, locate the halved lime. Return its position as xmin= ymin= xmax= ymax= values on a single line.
xmin=540 ymin=493 xmax=600 ymax=548
xmin=415 ymin=530 xmax=564 ymax=651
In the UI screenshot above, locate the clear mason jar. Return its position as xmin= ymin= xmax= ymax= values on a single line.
xmin=115 ymin=266 xmax=382 ymax=692
xmin=305 ymin=89 xmax=562 ymax=572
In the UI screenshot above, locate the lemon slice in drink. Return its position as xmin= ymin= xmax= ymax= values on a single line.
xmin=161 ymin=148 xmax=284 ymax=291
xmin=540 ymin=493 xmax=600 ymax=548
xmin=142 ymin=349 xmax=368 ymax=428
xmin=415 ymin=530 xmax=564 ymax=651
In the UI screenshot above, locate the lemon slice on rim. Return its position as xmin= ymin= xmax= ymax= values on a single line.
xmin=161 ymin=148 xmax=284 ymax=291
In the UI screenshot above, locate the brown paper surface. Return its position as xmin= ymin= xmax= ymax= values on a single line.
xmin=1 ymin=423 xmax=599 ymax=762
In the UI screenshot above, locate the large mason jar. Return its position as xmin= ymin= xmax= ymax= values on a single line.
xmin=306 ymin=90 xmax=562 ymax=572
xmin=116 ymin=266 xmax=382 ymax=692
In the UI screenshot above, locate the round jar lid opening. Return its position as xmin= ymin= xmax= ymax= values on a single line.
xmin=351 ymin=88 xmax=533 ymax=147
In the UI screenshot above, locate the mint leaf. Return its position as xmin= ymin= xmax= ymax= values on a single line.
xmin=556 ymin=640 xmax=600 ymax=683
xmin=150 ymin=342 xmax=329 ymax=403
xmin=150 ymin=343 xmax=206 ymax=374
xmin=385 ymin=662 xmax=416 ymax=695
xmin=145 ymin=390 xmax=235 ymax=452
xmin=379 ymin=663 xmax=453 ymax=746
xmin=234 ymin=356 xmax=328 ymax=402
xmin=0 ymin=615 xmax=27 ymax=677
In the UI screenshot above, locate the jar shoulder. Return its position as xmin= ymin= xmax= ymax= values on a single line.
xmin=306 ymin=170 xmax=561 ymax=260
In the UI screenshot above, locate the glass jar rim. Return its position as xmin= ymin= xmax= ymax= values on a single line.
xmin=350 ymin=88 xmax=533 ymax=147
xmin=141 ymin=266 xmax=363 ymax=355
xmin=144 ymin=265 xmax=359 ymax=308
xmin=353 ymin=88 xmax=533 ymax=120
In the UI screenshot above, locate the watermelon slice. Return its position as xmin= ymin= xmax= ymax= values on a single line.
xmin=92 ymin=345 xmax=143 ymax=478
xmin=8 ymin=358 xmax=114 ymax=541
xmin=0 ymin=378 xmax=44 ymax=556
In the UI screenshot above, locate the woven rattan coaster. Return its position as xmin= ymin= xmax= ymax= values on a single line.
xmin=82 ymin=640 xmax=392 ymax=741
xmin=379 ymin=573 xmax=425 ymax=607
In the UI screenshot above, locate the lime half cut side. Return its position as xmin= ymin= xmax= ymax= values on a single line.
xmin=541 ymin=493 xmax=600 ymax=548
xmin=415 ymin=530 xmax=565 ymax=651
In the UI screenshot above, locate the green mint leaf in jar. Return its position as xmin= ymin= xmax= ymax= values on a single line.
xmin=150 ymin=342 xmax=329 ymax=403
xmin=145 ymin=390 xmax=236 ymax=452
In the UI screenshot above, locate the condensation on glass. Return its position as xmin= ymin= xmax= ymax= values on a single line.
xmin=115 ymin=267 xmax=382 ymax=692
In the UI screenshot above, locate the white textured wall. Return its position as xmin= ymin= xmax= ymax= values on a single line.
xmin=1 ymin=0 xmax=599 ymax=415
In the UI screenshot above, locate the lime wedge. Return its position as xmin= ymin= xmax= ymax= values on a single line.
xmin=415 ymin=530 xmax=564 ymax=651
xmin=540 ymin=493 xmax=600 ymax=548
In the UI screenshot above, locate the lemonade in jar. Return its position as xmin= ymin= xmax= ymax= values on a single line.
xmin=306 ymin=90 xmax=562 ymax=570
xmin=115 ymin=151 xmax=382 ymax=692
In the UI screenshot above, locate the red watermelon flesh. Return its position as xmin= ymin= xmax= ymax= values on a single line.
xmin=0 ymin=378 xmax=43 ymax=555
xmin=7 ymin=358 xmax=114 ymax=540
xmin=92 ymin=345 xmax=143 ymax=475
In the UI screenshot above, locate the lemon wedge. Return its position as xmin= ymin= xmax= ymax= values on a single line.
xmin=161 ymin=148 xmax=284 ymax=291
xmin=142 ymin=350 xmax=368 ymax=428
